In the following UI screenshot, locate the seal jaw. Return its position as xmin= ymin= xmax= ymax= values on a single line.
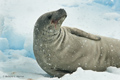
xmin=51 ymin=15 xmax=66 ymax=28
xmin=50 ymin=9 xmax=67 ymax=28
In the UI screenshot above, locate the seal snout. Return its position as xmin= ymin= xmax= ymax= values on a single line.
xmin=57 ymin=8 xmax=67 ymax=17
xmin=57 ymin=8 xmax=65 ymax=12
xmin=50 ymin=9 xmax=67 ymax=28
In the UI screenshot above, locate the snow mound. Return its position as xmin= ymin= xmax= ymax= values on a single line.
xmin=0 ymin=38 xmax=9 ymax=51
xmin=103 ymin=12 xmax=120 ymax=21
xmin=61 ymin=67 xmax=120 ymax=80
xmin=0 ymin=0 xmax=120 ymax=80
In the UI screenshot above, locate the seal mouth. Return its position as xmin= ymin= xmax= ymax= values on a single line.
xmin=51 ymin=15 xmax=67 ymax=28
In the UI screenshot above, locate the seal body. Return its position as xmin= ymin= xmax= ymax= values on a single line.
xmin=33 ymin=9 xmax=120 ymax=77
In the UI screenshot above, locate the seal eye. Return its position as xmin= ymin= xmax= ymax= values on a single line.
xmin=48 ymin=15 xmax=52 ymax=20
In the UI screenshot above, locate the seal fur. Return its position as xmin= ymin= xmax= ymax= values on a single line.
xmin=33 ymin=9 xmax=120 ymax=77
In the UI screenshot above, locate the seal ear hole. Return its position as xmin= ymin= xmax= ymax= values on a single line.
xmin=48 ymin=15 xmax=52 ymax=20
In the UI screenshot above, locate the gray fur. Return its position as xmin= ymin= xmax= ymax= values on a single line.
xmin=33 ymin=9 xmax=120 ymax=77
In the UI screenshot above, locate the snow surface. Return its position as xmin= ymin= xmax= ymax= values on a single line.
xmin=0 ymin=0 xmax=120 ymax=80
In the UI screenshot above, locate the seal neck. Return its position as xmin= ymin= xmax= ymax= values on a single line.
xmin=38 ymin=27 xmax=61 ymax=42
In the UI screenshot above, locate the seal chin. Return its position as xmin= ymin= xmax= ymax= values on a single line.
xmin=58 ymin=15 xmax=66 ymax=24
xmin=51 ymin=15 xmax=66 ymax=24
xmin=51 ymin=15 xmax=66 ymax=28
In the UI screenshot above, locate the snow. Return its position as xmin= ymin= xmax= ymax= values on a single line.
xmin=0 ymin=0 xmax=120 ymax=80
xmin=0 ymin=38 xmax=9 ymax=51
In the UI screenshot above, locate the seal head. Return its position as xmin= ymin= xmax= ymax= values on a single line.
xmin=34 ymin=9 xmax=67 ymax=35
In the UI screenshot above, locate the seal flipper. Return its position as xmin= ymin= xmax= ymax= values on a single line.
xmin=66 ymin=27 xmax=101 ymax=41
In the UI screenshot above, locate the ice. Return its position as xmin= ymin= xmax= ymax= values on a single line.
xmin=24 ymin=36 xmax=34 ymax=58
xmin=106 ymin=67 xmax=120 ymax=75
xmin=60 ymin=68 xmax=120 ymax=80
xmin=1 ymin=22 xmax=25 ymax=50
xmin=113 ymin=0 xmax=120 ymax=11
xmin=0 ymin=51 xmax=7 ymax=61
xmin=103 ymin=12 xmax=120 ymax=21
xmin=94 ymin=0 xmax=120 ymax=11
xmin=94 ymin=0 xmax=114 ymax=6
xmin=0 ymin=38 xmax=9 ymax=51
xmin=0 ymin=0 xmax=120 ymax=80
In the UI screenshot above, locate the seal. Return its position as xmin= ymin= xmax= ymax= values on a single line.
xmin=33 ymin=9 xmax=120 ymax=78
